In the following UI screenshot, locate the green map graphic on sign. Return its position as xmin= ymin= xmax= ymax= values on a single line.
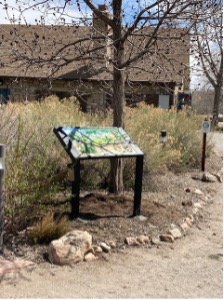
xmin=56 ymin=127 xmax=143 ymax=158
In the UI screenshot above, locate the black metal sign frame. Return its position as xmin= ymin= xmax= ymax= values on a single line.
xmin=53 ymin=126 xmax=144 ymax=219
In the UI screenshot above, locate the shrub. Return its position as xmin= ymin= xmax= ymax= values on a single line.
xmin=28 ymin=212 xmax=69 ymax=244
xmin=125 ymin=104 xmax=202 ymax=173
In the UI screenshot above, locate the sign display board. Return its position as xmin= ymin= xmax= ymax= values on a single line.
xmin=202 ymin=120 xmax=211 ymax=133
xmin=54 ymin=126 xmax=144 ymax=159
xmin=53 ymin=126 xmax=144 ymax=218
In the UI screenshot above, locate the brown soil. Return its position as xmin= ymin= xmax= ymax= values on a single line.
xmin=75 ymin=165 xmax=219 ymax=246
xmin=1 ymin=148 xmax=222 ymax=263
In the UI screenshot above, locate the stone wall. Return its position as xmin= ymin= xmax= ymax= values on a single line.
xmin=1 ymin=77 xmax=179 ymax=111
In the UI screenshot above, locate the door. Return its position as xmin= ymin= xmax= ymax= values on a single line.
xmin=0 ymin=89 xmax=9 ymax=104
xmin=159 ymin=95 xmax=170 ymax=109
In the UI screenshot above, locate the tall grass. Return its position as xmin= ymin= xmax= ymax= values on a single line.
xmin=125 ymin=103 xmax=202 ymax=172
xmin=0 ymin=97 xmax=205 ymax=232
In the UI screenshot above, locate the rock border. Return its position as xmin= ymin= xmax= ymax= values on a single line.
xmin=0 ymin=172 xmax=221 ymax=270
xmin=88 ymin=183 xmax=219 ymax=255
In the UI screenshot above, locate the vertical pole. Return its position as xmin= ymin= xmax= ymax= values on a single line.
xmin=71 ymin=160 xmax=80 ymax=219
xmin=160 ymin=130 xmax=167 ymax=148
xmin=0 ymin=144 xmax=5 ymax=250
xmin=133 ymin=155 xmax=144 ymax=216
xmin=201 ymin=133 xmax=207 ymax=172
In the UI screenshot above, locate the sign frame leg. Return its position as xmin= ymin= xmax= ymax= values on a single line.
xmin=71 ymin=160 xmax=81 ymax=219
xmin=133 ymin=155 xmax=144 ymax=216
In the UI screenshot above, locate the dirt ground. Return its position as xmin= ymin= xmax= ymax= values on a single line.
xmin=0 ymin=132 xmax=223 ymax=298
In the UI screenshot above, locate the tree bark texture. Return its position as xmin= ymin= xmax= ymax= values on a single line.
xmin=109 ymin=0 xmax=125 ymax=194
xmin=212 ymin=84 xmax=222 ymax=127
xmin=0 ymin=145 xmax=5 ymax=250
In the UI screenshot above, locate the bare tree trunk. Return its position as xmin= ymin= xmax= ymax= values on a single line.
xmin=109 ymin=0 xmax=125 ymax=194
xmin=109 ymin=68 xmax=125 ymax=193
xmin=0 ymin=144 xmax=5 ymax=251
xmin=212 ymin=84 xmax=222 ymax=127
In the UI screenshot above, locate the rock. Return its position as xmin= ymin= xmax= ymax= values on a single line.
xmin=201 ymin=172 xmax=218 ymax=182
xmin=133 ymin=215 xmax=148 ymax=221
xmin=99 ymin=242 xmax=111 ymax=253
xmin=168 ymin=228 xmax=182 ymax=239
xmin=194 ymin=202 xmax=203 ymax=208
xmin=124 ymin=237 xmax=140 ymax=246
xmin=209 ymin=172 xmax=222 ymax=183
xmin=151 ymin=238 xmax=161 ymax=245
xmin=48 ymin=230 xmax=92 ymax=265
xmin=184 ymin=217 xmax=194 ymax=226
xmin=136 ymin=235 xmax=150 ymax=244
xmin=180 ymin=222 xmax=190 ymax=232
xmin=84 ymin=252 xmax=98 ymax=262
xmin=148 ymin=223 xmax=157 ymax=229
xmin=159 ymin=234 xmax=174 ymax=243
xmin=108 ymin=240 xmax=117 ymax=248
xmin=192 ymin=172 xmax=220 ymax=182
xmin=92 ymin=245 xmax=103 ymax=254
xmin=170 ymin=223 xmax=177 ymax=229
xmin=184 ymin=188 xmax=205 ymax=198
xmin=193 ymin=188 xmax=204 ymax=196
xmin=0 ymin=259 xmax=35 ymax=276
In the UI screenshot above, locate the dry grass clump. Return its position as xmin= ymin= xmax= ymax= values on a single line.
xmin=28 ymin=212 xmax=69 ymax=244
xmin=0 ymin=103 xmax=18 ymax=147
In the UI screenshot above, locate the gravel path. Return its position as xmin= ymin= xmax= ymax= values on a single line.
xmin=210 ymin=131 xmax=223 ymax=153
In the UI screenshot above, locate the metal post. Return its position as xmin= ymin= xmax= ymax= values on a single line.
xmin=160 ymin=130 xmax=167 ymax=143
xmin=133 ymin=155 xmax=144 ymax=216
xmin=201 ymin=133 xmax=207 ymax=172
xmin=0 ymin=144 xmax=5 ymax=250
xmin=71 ymin=160 xmax=81 ymax=219
xmin=160 ymin=130 xmax=167 ymax=148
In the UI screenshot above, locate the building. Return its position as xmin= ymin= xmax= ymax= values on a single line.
xmin=0 ymin=9 xmax=190 ymax=112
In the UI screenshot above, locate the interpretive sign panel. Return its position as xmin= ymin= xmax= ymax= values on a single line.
xmin=54 ymin=126 xmax=143 ymax=159
xmin=53 ymin=126 xmax=144 ymax=218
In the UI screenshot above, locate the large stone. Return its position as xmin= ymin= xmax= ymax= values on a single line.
xmin=0 ymin=259 xmax=35 ymax=276
xmin=48 ymin=230 xmax=92 ymax=265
